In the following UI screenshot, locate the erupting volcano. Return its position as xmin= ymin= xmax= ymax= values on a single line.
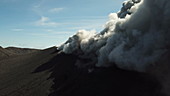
xmin=0 ymin=0 xmax=170 ymax=96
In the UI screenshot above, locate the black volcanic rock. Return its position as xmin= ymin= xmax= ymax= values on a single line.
xmin=0 ymin=47 xmax=168 ymax=96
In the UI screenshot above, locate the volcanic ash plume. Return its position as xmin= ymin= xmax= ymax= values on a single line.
xmin=58 ymin=0 xmax=170 ymax=72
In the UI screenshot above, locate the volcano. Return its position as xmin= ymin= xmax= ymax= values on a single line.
xmin=1 ymin=0 xmax=170 ymax=95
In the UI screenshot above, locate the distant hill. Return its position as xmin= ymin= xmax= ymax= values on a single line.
xmin=0 ymin=46 xmax=39 ymax=60
xmin=5 ymin=47 xmax=39 ymax=55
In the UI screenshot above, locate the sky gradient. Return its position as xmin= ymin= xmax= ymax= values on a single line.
xmin=0 ymin=0 xmax=124 ymax=49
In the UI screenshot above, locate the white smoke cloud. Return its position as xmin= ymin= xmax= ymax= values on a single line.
xmin=58 ymin=0 xmax=170 ymax=72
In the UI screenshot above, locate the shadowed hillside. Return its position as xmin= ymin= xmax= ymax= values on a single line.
xmin=33 ymin=52 xmax=164 ymax=96
xmin=0 ymin=46 xmax=167 ymax=96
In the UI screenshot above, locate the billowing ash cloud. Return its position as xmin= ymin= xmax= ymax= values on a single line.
xmin=58 ymin=0 xmax=170 ymax=72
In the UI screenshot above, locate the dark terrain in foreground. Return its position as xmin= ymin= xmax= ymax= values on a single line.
xmin=0 ymin=46 xmax=169 ymax=96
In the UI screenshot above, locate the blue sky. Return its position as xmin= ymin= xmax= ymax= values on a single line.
xmin=0 ymin=0 xmax=124 ymax=49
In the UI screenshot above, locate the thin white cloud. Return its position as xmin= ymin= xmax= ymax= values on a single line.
xmin=11 ymin=29 xmax=24 ymax=32
xmin=46 ymin=29 xmax=73 ymax=34
xmin=35 ymin=16 xmax=59 ymax=27
xmin=49 ymin=8 xmax=64 ymax=13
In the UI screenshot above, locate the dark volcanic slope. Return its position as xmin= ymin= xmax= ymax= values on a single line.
xmin=0 ymin=47 xmax=57 ymax=96
xmin=0 ymin=46 xmax=167 ymax=96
